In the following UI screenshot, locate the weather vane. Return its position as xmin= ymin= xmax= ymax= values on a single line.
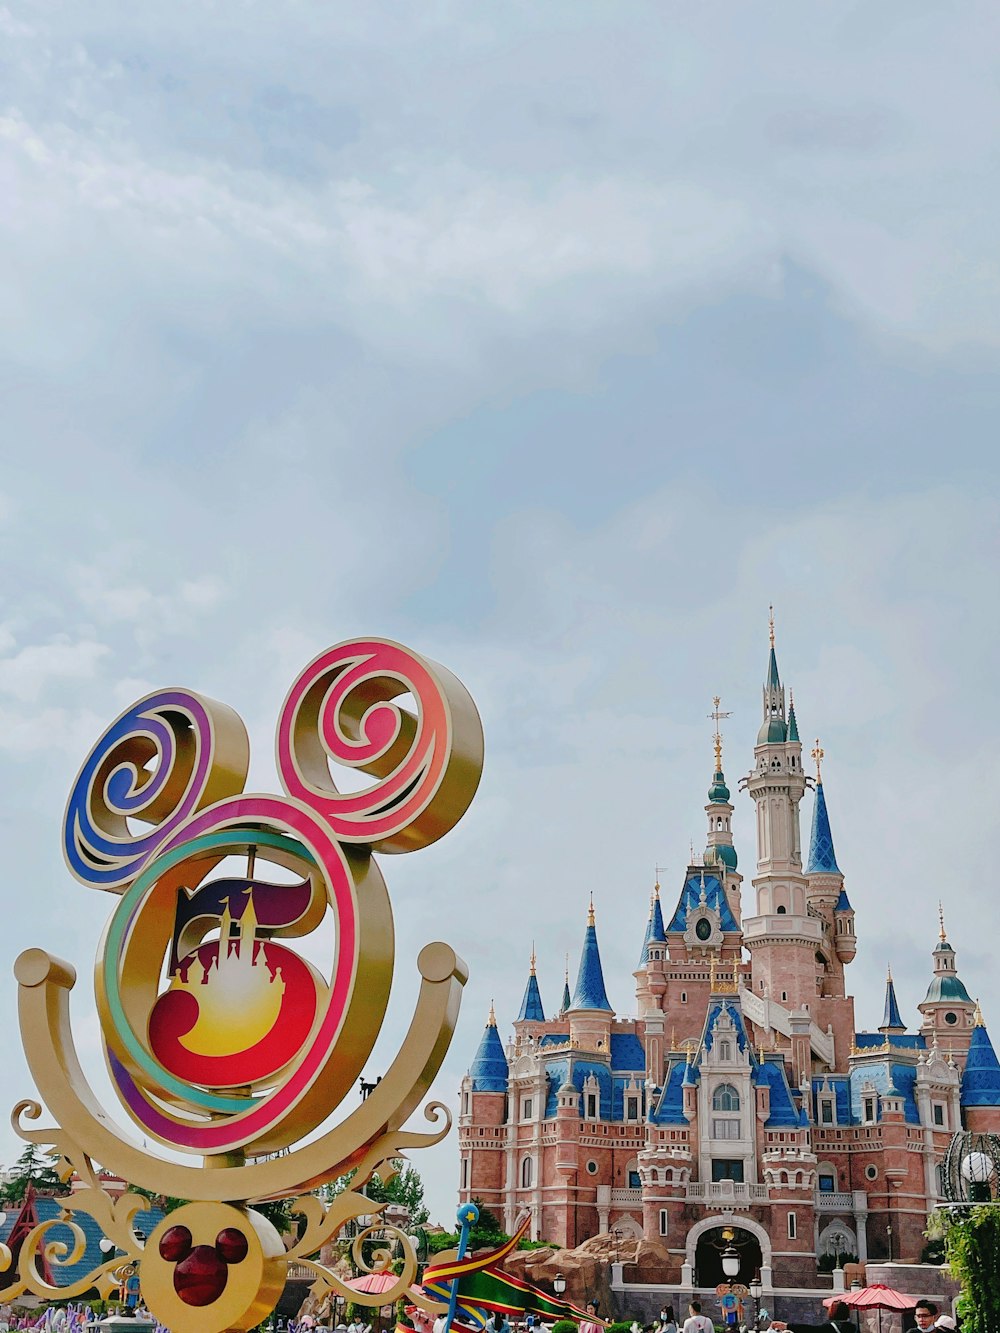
xmin=4 ymin=637 xmax=484 ymax=1332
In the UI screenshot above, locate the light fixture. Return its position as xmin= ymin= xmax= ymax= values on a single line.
xmin=749 ymin=1275 xmax=762 ymax=1299
xmin=721 ymin=1244 xmax=740 ymax=1278
xmin=553 ymin=1274 xmax=566 ymax=1296
xmin=99 ymin=1237 xmax=115 ymax=1254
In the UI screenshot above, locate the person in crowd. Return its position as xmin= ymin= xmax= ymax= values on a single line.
xmin=580 ymin=1300 xmax=603 ymax=1333
xmin=658 ymin=1307 xmax=677 ymax=1333
xmin=682 ymin=1301 xmax=714 ymax=1333
xmin=910 ymin=1303 xmax=940 ymax=1332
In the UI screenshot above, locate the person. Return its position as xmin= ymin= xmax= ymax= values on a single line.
xmin=659 ymin=1308 xmax=677 ymax=1333
xmin=580 ymin=1301 xmax=603 ymax=1333
xmin=485 ymin=1312 xmax=511 ymax=1333
xmin=770 ymin=1299 xmax=854 ymax=1333
xmin=683 ymin=1301 xmax=714 ymax=1333
xmin=936 ymin=1318 xmax=956 ymax=1331
xmin=910 ymin=1303 xmax=939 ymax=1333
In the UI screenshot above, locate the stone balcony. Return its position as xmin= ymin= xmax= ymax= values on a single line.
xmin=686 ymin=1181 xmax=768 ymax=1207
xmin=610 ymin=1187 xmax=643 ymax=1207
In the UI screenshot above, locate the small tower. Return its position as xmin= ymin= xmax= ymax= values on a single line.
xmin=743 ymin=612 xmax=820 ymax=1015
xmin=460 ymin=1004 xmax=509 ymax=1208
xmin=567 ymin=897 xmax=614 ymax=1053
xmin=703 ymin=697 xmax=743 ymax=926
xmin=559 ymin=957 xmax=572 ymax=1018
xmin=918 ymin=908 xmax=977 ymax=1060
xmin=961 ymin=1005 xmax=1000 ymax=1133
xmin=515 ymin=949 xmax=545 ymax=1024
xmin=879 ymin=967 xmax=906 ymax=1037
xmin=635 ymin=883 xmax=668 ymax=1016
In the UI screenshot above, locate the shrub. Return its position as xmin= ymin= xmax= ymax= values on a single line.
xmin=551 ymin=1321 xmax=579 ymax=1333
xmin=944 ymin=1204 xmax=1000 ymax=1333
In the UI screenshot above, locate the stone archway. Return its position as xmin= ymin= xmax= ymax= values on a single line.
xmin=685 ymin=1215 xmax=772 ymax=1287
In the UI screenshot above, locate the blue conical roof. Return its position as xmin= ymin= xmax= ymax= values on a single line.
xmin=570 ymin=905 xmax=612 ymax=1012
xmin=962 ymin=1017 xmax=1000 ymax=1107
xmin=517 ymin=965 xmax=545 ymax=1022
xmin=806 ymin=780 xmax=841 ymax=874
xmin=835 ymin=887 xmax=853 ymax=911
xmin=787 ymin=699 xmax=800 ymax=743
xmin=469 ymin=1011 xmax=508 ymax=1092
xmin=881 ymin=972 xmax=905 ymax=1031
xmin=767 ymin=645 xmax=781 ymax=689
xmin=638 ymin=889 xmax=667 ymax=966
xmin=560 ymin=978 xmax=572 ymax=1015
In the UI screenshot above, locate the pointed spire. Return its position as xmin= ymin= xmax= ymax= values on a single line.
xmin=469 ymin=1006 xmax=508 ymax=1091
xmin=787 ymin=689 xmax=800 ymax=743
xmin=570 ymin=901 xmax=612 ymax=1012
xmin=759 ymin=608 xmax=786 ymax=743
xmin=939 ymin=902 xmax=947 ymax=943
xmin=806 ymin=750 xmax=841 ymax=875
xmin=707 ymin=697 xmax=732 ymax=803
xmin=767 ymin=605 xmax=780 ymax=688
xmin=560 ymin=955 xmax=571 ymax=1016
xmin=880 ymin=967 xmax=905 ymax=1033
xmin=638 ymin=882 xmax=667 ymax=966
xmin=962 ymin=1012 xmax=1000 ymax=1107
xmin=517 ymin=950 xmax=545 ymax=1022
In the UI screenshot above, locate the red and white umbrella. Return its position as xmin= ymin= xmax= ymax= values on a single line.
xmin=824 ymin=1283 xmax=920 ymax=1333
xmin=347 ymin=1271 xmax=400 ymax=1297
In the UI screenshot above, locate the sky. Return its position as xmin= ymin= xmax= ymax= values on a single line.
xmin=2 ymin=1 xmax=1000 ymax=1226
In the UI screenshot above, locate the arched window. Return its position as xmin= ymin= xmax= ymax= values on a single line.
xmin=776 ymin=905 xmax=787 ymax=915
xmin=712 ymin=1083 xmax=740 ymax=1112
xmin=521 ymin=1156 xmax=533 ymax=1189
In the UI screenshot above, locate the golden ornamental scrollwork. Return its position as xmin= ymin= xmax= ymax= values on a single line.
xmin=6 ymin=637 xmax=484 ymax=1332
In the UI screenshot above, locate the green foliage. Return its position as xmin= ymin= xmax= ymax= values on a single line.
xmin=551 ymin=1322 xmax=578 ymax=1333
xmin=606 ymin=1322 xmax=635 ymax=1333
xmin=0 ymin=1143 xmax=68 ymax=1204
xmin=473 ymin=1202 xmax=503 ymax=1233
xmin=321 ymin=1159 xmax=429 ymax=1225
xmin=943 ymin=1204 xmax=1000 ymax=1332
xmin=817 ymin=1252 xmax=858 ymax=1272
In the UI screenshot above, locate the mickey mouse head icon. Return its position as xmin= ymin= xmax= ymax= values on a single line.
xmin=159 ymin=1222 xmax=249 ymax=1305
xmin=142 ymin=1202 xmax=287 ymax=1333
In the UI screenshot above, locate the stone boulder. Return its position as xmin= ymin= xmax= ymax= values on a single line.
xmin=502 ymin=1235 xmax=671 ymax=1316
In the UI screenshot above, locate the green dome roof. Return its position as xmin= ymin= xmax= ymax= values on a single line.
xmin=708 ymin=769 xmax=731 ymax=802
xmin=704 ymin=843 xmax=738 ymax=870
xmin=757 ymin=717 xmax=787 ymax=744
xmin=922 ymin=974 xmax=973 ymax=1005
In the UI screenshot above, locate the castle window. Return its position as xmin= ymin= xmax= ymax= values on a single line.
xmin=863 ymin=1097 xmax=876 ymax=1124
xmin=681 ymin=992 xmax=687 ymax=1004
xmin=711 ymin=1159 xmax=744 ymax=1183
xmin=776 ymin=905 xmax=787 ymax=915
xmin=945 ymin=1012 xmax=958 ymax=1025
xmin=865 ymin=1165 xmax=878 ymax=1181
xmin=586 ymin=1094 xmax=598 ymax=1119
xmin=461 ymin=1158 xmax=469 ymax=1189
xmin=462 ymin=1091 xmax=470 ymax=1115
xmin=712 ymin=1084 xmax=740 ymax=1112
xmin=818 ymin=1173 xmax=836 ymax=1193
xmin=713 ymin=1119 xmax=741 ymax=1140
xmin=626 ymin=1096 xmax=639 ymax=1121
xmin=522 ymin=1098 xmax=533 ymax=1120
xmin=820 ymin=1099 xmax=834 ymax=1125
xmin=521 ymin=1156 xmax=533 ymax=1188
xmin=659 ymin=1209 xmax=669 ymax=1236
xmin=586 ymin=1160 xmax=598 ymax=1174
xmin=781 ymin=991 xmax=788 ymax=1002
xmin=787 ymin=1212 xmax=797 ymax=1240
xmin=718 ymin=1040 xmax=732 ymax=1061
xmin=933 ymin=1103 xmax=946 ymax=1128
xmin=629 ymin=1169 xmax=641 ymax=1188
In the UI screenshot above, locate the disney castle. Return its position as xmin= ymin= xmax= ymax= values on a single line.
xmin=459 ymin=625 xmax=1000 ymax=1291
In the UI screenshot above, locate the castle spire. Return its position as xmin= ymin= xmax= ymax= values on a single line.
xmin=516 ymin=949 xmax=545 ymax=1022
xmin=638 ymin=881 xmax=667 ymax=966
xmin=759 ymin=608 xmax=787 ymax=744
xmin=880 ymin=966 xmax=905 ymax=1033
xmin=961 ymin=1010 xmax=1000 ymax=1109
xmin=468 ymin=1006 xmax=508 ymax=1092
xmin=560 ymin=955 xmax=571 ymax=1016
xmin=806 ymin=744 xmax=841 ymax=874
xmin=787 ymin=689 xmax=800 ymax=743
xmin=570 ymin=900 xmax=612 ymax=1012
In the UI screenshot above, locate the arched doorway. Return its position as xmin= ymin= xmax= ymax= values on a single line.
xmin=694 ymin=1225 xmax=763 ymax=1287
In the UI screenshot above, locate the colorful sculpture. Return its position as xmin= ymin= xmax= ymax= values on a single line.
xmin=3 ymin=637 xmax=484 ymax=1332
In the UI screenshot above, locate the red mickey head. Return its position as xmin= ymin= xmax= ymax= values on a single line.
xmin=159 ymin=1223 xmax=249 ymax=1306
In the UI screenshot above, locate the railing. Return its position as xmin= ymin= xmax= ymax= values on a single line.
xmin=815 ymin=1191 xmax=855 ymax=1211
xmin=610 ymin=1188 xmax=643 ymax=1206
xmin=686 ymin=1181 xmax=767 ymax=1202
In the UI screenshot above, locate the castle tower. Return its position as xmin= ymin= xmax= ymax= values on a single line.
xmin=567 ymin=898 xmax=613 ymax=1052
xmin=515 ymin=950 xmax=546 ymax=1026
xmin=918 ymin=909 xmax=977 ymax=1060
xmin=703 ymin=698 xmax=743 ymax=927
xmin=635 ymin=883 xmax=667 ymax=1017
xmin=961 ymin=1006 xmax=1000 ymax=1133
xmin=459 ymin=1004 xmax=509 ymax=1210
xmin=879 ymin=968 xmax=906 ymax=1037
xmin=743 ymin=614 xmax=822 ymax=1015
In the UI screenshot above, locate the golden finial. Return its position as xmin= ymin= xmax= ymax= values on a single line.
xmin=689 ymin=839 xmax=695 ymax=866
xmin=812 ymin=738 xmax=824 ymax=782
xmin=488 ymin=999 xmax=496 ymax=1027
xmin=939 ymin=901 xmax=947 ymax=942
xmin=530 ymin=944 xmax=536 ymax=976
xmin=670 ymin=1025 xmax=676 ymax=1051
xmin=887 ymin=963 xmax=893 ymax=983
xmin=565 ymin=952 xmax=569 ymax=982
xmin=733 ymin=958 xmax=740 ymax=987
xmin=709 ymin=696 xmax=731 ymax=773
xmin=974 ymin=999 xmax=985 ymax=1027
xmin=769 ymin=605 xmax=775 ymax=648
xmin=587 ymin=893 xmax=595 ymax=926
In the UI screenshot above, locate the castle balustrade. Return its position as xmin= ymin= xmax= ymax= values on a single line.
xmin=685 ymin=1181 xmax=768 ymax=1204
xmin=610 ymin=1188 xmax=643 ymax=1206
xmin=814 ymin=1191 xmax=854 ymax=1212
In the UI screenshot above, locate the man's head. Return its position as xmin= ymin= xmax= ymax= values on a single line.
xmin=828 ymin=1303 xmax=849 ymax=1322
xmin=689 ymin=1303 xmax=702 ymax=1315
xmin=914 ymin=1302 xmax=938 ymax=1329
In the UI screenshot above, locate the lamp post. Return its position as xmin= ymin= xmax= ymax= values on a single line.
xmin=721 ymin=1244 xmax=740 ymax=1280
xmin=749 ymin=1273 xmax=762 ymax=1331
xmin=553 ymin=1274 xmax=566 ymax=1297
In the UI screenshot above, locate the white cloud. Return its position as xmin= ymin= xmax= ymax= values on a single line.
xmin=0 ymin=637 xmax=109 ymax=703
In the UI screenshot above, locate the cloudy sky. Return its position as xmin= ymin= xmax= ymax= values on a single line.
xmin=2 ymin=1 xmax=1000 ymax=1224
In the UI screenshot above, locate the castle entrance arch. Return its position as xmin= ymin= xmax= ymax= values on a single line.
xmin=688 ymin=1217 xmax=768 ymax=1287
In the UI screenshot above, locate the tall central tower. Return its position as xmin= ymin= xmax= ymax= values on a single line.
xmin=741 ymin=614 xmax=824 ymax=1019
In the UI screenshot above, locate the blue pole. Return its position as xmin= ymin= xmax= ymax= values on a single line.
xmin=445 ymin=1202 xmax=479 ymax=1333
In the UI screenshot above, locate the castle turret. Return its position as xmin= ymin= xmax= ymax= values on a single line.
xmin=559 ymin=958 xmax=572 ymax=1017
xmin=961 ymin=1006 xmax=1000 ymax=1132
xmin=567 ymin=898 xmax=613 ymax=1052
xmin=742 ymin=613 xmax=820 ymax=1016
xmin=459 ymin=1004 xmax=509 ymax=1208
xmin=918 ymin=908 xmax=977 ymax=1059
xmin=703 ymin=698 xmax=743 ymax=927
xmin=879 ymin=968 xmax=906 ymax=1036
xmin=635 ymin=884 xmax=667 ymax=1016
xmin=515 ymin=949 xmax=545 ymax=1024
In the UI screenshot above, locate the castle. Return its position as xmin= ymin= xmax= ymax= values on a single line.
xmin=459 ymin=626 xmax=1000 ymax=1290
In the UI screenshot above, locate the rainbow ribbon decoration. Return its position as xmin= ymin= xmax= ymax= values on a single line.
xmin=422 ymin=1213 xmax=600 ymax=1330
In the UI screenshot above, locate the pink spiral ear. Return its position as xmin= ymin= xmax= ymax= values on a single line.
xmin=275 ymin=637 xmax=484 ymax=854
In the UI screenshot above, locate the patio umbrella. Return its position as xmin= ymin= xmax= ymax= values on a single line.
xmin=834 ymin=1283 xmax=920 ymax=1333
xmin=347 ymin=1272 xmax=400 ymax=1297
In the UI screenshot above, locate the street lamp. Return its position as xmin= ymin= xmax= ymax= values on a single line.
xmin=749 ymin=1273 xmax=762 ymax=1331
xmin=553 ymin=1274 xmax=566 ymax=1297
xmin=721 ymin=1244 xmax=740 ymax=1279
xmin=961 ymin=1150 xmax=994 ymax=1204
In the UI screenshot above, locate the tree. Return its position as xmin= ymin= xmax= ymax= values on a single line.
xmin=323 ymin=1161 xmax=429 ymax=1226
xmin=0 ymin=1144 xmax=67 ymax=1204
xmin=943 ymin=1204 xmax=1000 ymax=1333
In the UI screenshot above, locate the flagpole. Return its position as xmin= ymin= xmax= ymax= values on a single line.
xmin=446 ymin=1203 xmax=480 ymax=1333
